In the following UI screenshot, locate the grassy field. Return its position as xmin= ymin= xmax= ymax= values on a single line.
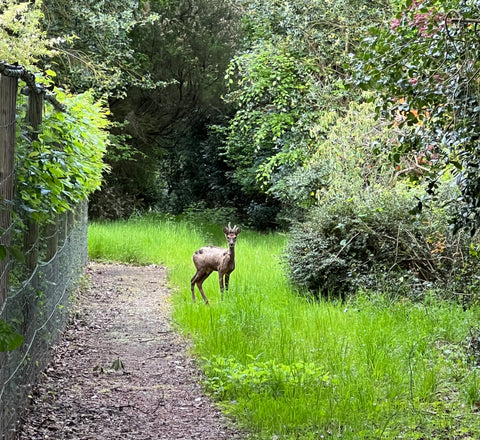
xmin=88 ymin=215 xmax=480 ymax=439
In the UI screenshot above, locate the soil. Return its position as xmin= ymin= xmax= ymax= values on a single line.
xmin=16 ymin=262 xmax=245 ymax=440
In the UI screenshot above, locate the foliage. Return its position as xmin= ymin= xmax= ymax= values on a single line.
xmin=88 ymin=184 xmax=140 ymax=220
xmin=352 ymin=0 xmax=480 ymax=233
xmin=0 ymin=0 xmax=51 ymax=66
xmin=16 ymin=86 xmax=110 ymax=221
xmin=181 ymin=202 xmax=241 ymax=229
xmin=271 ymin=100 xmax=398 ymax=221
xmin=276 ymin=100 xmax=480 ymax=300
xmin=279 ymin=98 xmax=480 ymax=303
xmin=203 ymin=355 xmax=329 ymax=400
xmin=38 ymin=0 xmax=165 ymax=219
xmin=0 ymin=1 xmax=110 ymax=221
xmin=89 ymin=0 xmax=240 ymax=217
xmin=222 ymin=41 xmax=316 ymax=194
xmin=41 ymin=0 xmax=160 ymax=96
xmin=221 ymin=0 xmax=390 ymax=201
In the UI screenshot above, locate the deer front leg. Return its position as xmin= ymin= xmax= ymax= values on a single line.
xmin=225 ymin=273 xmax=230 ymax=291
xmin=219 ymin=272 xmax=225 ymax=300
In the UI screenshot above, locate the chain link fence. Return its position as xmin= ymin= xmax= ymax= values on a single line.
xmin=0 ymin=203 xmax=88 ymax=439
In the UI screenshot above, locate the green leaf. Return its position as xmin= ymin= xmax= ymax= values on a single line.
xmin=0 ymin=320 xmax=24 ymax=352
xmin=450 ymin=161 xmax=462 ymax=170
xmin=111 ymin=357 xmax=125 ymax=371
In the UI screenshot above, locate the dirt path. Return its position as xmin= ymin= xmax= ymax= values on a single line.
xmin=16 ymin=262 xmax=244 ymax=440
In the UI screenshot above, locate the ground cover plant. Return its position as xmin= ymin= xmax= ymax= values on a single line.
xmin=88 ymin=216 xmax=480 ymax=439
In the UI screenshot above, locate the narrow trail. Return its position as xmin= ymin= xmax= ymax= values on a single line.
xmin=16 ymin=262 xmax=243 ymax=440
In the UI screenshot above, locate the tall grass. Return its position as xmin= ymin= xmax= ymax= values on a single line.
xmin=89 ymin=215 xmax=480 ymax=439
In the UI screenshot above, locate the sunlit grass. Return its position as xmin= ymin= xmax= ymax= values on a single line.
xmin=88 ymin=215 xmax=480 ymax=439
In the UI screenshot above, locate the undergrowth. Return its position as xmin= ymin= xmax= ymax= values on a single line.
xmin=88 ymin=215 xmax=480 ymax=439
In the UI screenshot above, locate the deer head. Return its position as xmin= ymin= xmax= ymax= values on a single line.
xmin=223 ymin=222 xmax=241 ymax=247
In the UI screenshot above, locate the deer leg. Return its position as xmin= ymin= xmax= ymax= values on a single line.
xmin=191 ymin=270 xmax=202 ymax=302
xmin=196 ymin=272 xmax=211 ymax=305
xmin=191 ymin=269 xmax=209 ymax=302
xmin=219 ymin=273 xmax=225 ymax=300
xmin=225 ymin=273 xmax=230 ymax=291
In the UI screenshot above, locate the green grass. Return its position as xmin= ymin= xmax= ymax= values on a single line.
xmin=89 ymin=215 xmax=480 ymax=439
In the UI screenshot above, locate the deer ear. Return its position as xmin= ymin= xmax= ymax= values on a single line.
xmin=223 ymin=226 xmax=228 ymax=234
xmin=235 ymin=227 xmax=242 ymax=234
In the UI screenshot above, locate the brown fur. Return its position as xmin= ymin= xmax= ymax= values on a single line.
xmin=190 ymin=223 xmax=241 ymax=304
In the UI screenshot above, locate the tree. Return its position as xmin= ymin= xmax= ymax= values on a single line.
xmin=41 ymin=0 xmax=157 ymax=97
xmin=352 ymin=0 xmax=480 ymax=232
xmin=0 ymin=0 xmax=51 ymax=66
xmin=36 ymin=0 xmax=241 ymax=218
xmin=221 ymin=0 xmax=391 ymax=211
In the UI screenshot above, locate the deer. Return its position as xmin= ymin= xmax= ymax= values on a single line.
xmin=190 ymin=223 xmax=242 ymax=304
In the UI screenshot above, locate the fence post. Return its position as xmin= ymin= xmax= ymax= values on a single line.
xmin=0 ymin=74 xmax=18 ymax=307
xmin=23 ymin=88 xmax=43 ymax=273
xmin=20 ymin=87 xmax=44 ymax=340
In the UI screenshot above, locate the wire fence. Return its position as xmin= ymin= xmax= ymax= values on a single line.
xmin=0 ymin=63 xmax=89 ymax=439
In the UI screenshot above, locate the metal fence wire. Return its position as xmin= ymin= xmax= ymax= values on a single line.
xmin=0 ymin=203 xmax=88 ymax=439
xmin=0 ymin=63 xmax=90 ymax=439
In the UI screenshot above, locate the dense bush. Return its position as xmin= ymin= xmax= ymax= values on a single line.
xmin=285 ymin=183 xmax=480 ymax=302
xmin=182 ymin=202 xmax=241 ymax=227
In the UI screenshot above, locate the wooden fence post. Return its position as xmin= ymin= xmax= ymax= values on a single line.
xmin=0 ymin=74 xmax=18 ymax=307
xmin=23 ymin=89 xmax=43 ymax=274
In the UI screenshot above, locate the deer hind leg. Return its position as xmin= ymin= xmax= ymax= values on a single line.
xmin=190 ymin=271 xmax=200 ymax=302
xmin=191 ymin=269 xmax=211 ymax=305
xmin=197 ymin=271 xmax=212 ymax=305
xmin=191 ymin=269 xmax=206 ymax=302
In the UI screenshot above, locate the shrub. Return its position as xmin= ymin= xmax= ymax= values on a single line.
xmin=284 ymin=183 xmax=480 ymax=301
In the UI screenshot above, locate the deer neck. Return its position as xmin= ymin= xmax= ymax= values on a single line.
xmin=228 ymin=244 xmax=236 ymax=262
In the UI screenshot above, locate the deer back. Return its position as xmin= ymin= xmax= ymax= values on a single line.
xmin=193 ymin=246 xmax=233 ymax=273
